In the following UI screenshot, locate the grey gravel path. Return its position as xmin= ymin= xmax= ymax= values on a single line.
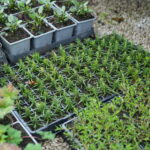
xmin=91 ymin=0 xmax=150 ymax=51
xmin=42 ymin=136 xmax=71 ymax=150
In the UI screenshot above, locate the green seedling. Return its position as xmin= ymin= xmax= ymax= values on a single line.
xmin=39 ymin=0 xmax=54 ymax=14
xmin=0 ymin=84 xmax=18 ymax=119
xmin=17 ymin=0 xmax=33 ymax=14
xmin=29 ymin=11 xmax=45 ymax=27
xmin=0 ymin=6 xmax=7 ymax=26
xmin=70 ymin=1 xmax=92 ymax=17
xmin=2 ymin=15 xmax=22 ymax=35
xmin=54 ymin=6 xmax=69 ymax=24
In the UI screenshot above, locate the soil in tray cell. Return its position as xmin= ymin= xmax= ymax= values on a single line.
xmin=48 ymin=17 xmax=74 ymax=29
xmin=2 ymin=28 xmax=30 ymax=43
xmin=72 ymin=13 xmax=94 ymax=21
xmin=0 ymin=114 xmax=16 ymax=125
xmin=26 ymin=23 xmax=53 ymax=36
xmin=15 ymin=13 xmax=32 ymax=23
xmin=4 ymin=8 xmax=19 ymax=15
xmin=31 ymin=0 xmax=41 ymax=8
xmin=0 ymin=23 xmax=5 ymax=31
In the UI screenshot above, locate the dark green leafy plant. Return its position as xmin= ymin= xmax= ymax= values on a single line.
xmin=3 ymin=0 xmax=19 ymax=14
xmin=0 ymin=6 xmax=7 ymax=27
xmin=28 ymin=12 xmax=45 ymax=29
xmin=0 ymin=124 xmax=22 ymax=144
xmin=17 ymin=0 xmax=32 ymax=13
xmin=4 ymin=0 xmax=16 ymax=9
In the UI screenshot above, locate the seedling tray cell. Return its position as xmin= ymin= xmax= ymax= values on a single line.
xmin=12 ymin=93 xmax=118 ymax=135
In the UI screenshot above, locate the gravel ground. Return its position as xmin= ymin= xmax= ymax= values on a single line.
xmin=42 ymin=136 xmax=71 ymax=150
xmin=90 ymin=0 xmax=150 ymax=52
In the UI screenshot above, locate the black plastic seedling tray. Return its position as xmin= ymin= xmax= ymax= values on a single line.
xmin=9 ymin=112 xmax=38 ymax=146
xmin=12 ymin=110 xmax=75 ymax=135
xmin=4 ymin=28 xmax=95 ymax=64
xmin=11 ymin=94 xmax=119 ymax=135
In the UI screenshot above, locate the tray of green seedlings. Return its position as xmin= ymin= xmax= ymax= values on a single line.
xmin=62 ymin=36 xmax=149 ymax=149
xmin=0 ymin=33 xmax=149 ymax=136
xmin=61 ymin=95 xmax=121 ymax=150
xmin=62 ymin=95 xmax=149 ymax=150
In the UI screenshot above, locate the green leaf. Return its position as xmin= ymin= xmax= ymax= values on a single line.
xmin=0 ymin=84 xmax=18 ymax=119
xmin=24 ymin=144 xmax=42 ymax=150
xmin=0 ymin=125 xmax=22 ymax=145
xmin=7 ymin=127 xmax=22 ymax=145
xmin=38 ymin=6 xmax=44 ymax=14
xmin=37 ymin=131 xmax=55 ymax=140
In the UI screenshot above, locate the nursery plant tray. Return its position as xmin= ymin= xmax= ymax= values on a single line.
xmin=11 ymin=94 xmax=118 ymax=135
xmin=62 ymin=117 xmax=146 ymax=150
xmin=4 ymin=28 xmax=95 ymax=64
xmin=12 ymin=110 xmax=75 ymax=135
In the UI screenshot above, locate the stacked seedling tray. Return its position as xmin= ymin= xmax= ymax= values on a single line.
xmin=0 ymin=47 xmax=8 ymax=64
xmin=0 ymin=0 xmax=95 ymax=63
xmin=0 ymin=42 xmax=7 ymax=64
